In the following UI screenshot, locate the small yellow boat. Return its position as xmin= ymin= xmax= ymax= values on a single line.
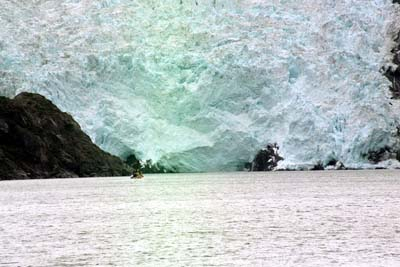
xmin=130 ymin=169 xmax=144 ymax=179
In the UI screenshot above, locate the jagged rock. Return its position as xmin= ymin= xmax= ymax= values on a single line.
xmin=0 ymin=119 xmax=9 ymax=134
xmin=0 ymin=92 xmax=131 ymax=180
xmin=384 ymin=2 xmax=400 ymax=99
xmin=364 ymin=146 xmax=393 ymax=164
xmin=125 ymin=154 xmax=142 ymax=170
xmin=334 ymin=161 xmax=346 ymax=170
xmin=250 ymin=143 xmax=283 ymax=171
xmin=324 ymin=159 xmax=346 ymax=170
xmin=311 ymin=161 xmax=324 ymax=171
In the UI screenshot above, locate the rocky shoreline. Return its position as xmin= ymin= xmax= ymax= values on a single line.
xmin=1 ymin=92 xmax=399 ymax=179
xmin=0 ymin=93 xmax=132 ymax=180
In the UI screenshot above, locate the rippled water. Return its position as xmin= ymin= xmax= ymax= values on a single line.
xmin=1 ymin=170 xmax=400 ymax=266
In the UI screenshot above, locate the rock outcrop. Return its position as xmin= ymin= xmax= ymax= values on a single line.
xmin=250 ymin=143 xmax=284 ymax=171
xmin=384 ymin=1 xmax=400 ymax=99
xmin=384 ymin=30 xmax=400 ymax=99
xmin=0 ymin=92 xmax=131 ymax=180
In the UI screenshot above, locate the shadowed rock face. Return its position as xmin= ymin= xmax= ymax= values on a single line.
xmin=384 ymin=1 xmax=400 ymax=99
xmin=384 ymin=31 xmax=400 ymax=99
xmin=250 ymin=143 xmax=284 ymax=172
xmin=0 ymin=92 xmax=131 ymax=180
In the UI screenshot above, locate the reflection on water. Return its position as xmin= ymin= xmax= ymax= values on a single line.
xmin=1 ymin=170 xmax=400 ymax=266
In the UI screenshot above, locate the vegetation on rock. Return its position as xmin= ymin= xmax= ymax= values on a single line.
xmin=0 ymin=93 xmax=131 ymax=180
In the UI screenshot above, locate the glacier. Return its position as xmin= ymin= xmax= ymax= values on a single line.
xmin=1 ymin=0 xmax=400 ymax=171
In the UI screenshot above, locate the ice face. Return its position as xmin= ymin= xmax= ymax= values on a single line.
xmin=1 ymin=0 xmax=400 ymax=171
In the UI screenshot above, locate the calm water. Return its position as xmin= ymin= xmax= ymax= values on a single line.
xmin=1 ymin=170 xmax=400 ymax=267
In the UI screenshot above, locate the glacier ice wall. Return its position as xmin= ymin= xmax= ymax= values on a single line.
xmin=1 ymin=0 xmax=400 ymax=171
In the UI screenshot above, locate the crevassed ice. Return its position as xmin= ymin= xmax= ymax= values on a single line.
xmin=1 ymin=0 xmax=400 ymax=171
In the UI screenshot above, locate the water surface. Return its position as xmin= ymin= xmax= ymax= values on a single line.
xmin=1 ymin=170 xmax=400 ymax=266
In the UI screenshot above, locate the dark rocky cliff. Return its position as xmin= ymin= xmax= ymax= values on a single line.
xmin=250 ymin=143 xmax=284 ymax=171
xmin=385 ymin=1 xmax=400 ymax=98
xmin=0 ymin=92 xmax=131 ymax=180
